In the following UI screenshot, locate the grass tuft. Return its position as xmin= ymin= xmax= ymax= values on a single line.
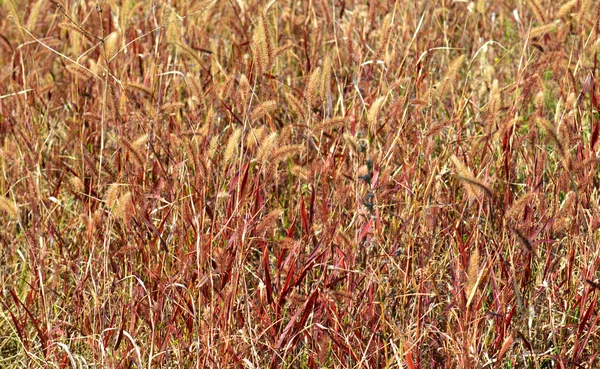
xmin=2 ymin=1 xmax=600 ymax=367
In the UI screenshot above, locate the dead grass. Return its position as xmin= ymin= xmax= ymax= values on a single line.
xmin=1 ymin=0 xmax=600 ymax=368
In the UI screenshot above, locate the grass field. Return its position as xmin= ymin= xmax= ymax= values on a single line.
xmin=1 ymin=0 xmax=600 ymax=367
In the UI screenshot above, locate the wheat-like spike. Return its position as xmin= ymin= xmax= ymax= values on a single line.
xmin=250 ymin=100 xmax=277 ymax=122
xmin=306 ymin=67 xmax=322 ymax=106
xmin=185 ymin=139 xmax=201 ymax=174
xmin=557 ymin=0 xmax=577 ymax=18
xmin=367 ymin=96 xmax=387 ymax=126
xmin=435 ymin=55 xmax=465 ymax=100
xmin=69 ymin=28 xmax=83 ymax=58
xmin=345 ymin=12 xmax=362 ymax=63
xmin=237 ymin=74 xmax=251 ymax=110
xmin=279 ymin=124 xmax=292 ymax=145
xmin=450 ymin=155 xmax=493 ymax=200
xmin=320 ymin=55 xmax=332 ymax=103
xmin=6 ymin=0 xmax=25 ymax=40
xmin=526 ymin=0 xmax=546 ymax=24
xmin=343 ymin=133 xmax=358 ymax=154
xmin=160 ymin=102 xmax=185 ymax=112
xmin=205 ymin=107 xmax=215 ymax=126
xmin=278 ymin=237 xmax=299 ymax=250
xmin=251 ymin=16 xmax=268 ymax=76
xmin=175 ymin=42 xmax=205 ymax=67
xmin=536 ymin=118 xmax=567 ymax=163
xmin=317 ymin=0 xmax=332 ymax=24
xmin=259 ymin=14 xmax=275 ymax=68
xmin=566 ymin=92 xmax=577 ymax=112
xmin=290 ymin=164 xmax=308 ymax=180
xmin=512 ymin=226 xmax=533 ymax=254
xmin=579 ymin=0 xmax=594 ymax=23
xmin=0 ymin=141 xmax=15 ymax=160
xmin=313 ymin=116 xmax=347 ymax=132
xmin=224 ymin=127 xmax=242 ymax=163
xmin=251 ymin=35 xmax=264 ymax=77
xmin=119 ymin=2 xmax=130 ymax=28
xmin=264 ymin=162 xmax=278 ymax=180
xmin=507 ymin=191 xmax=534 ymax=220
xmin=26 ymin=0 xmax=46 ymax=32
xmin=105 ymin=83 xmax=116 ymax=120
xmin=255 ymin=209 xmax=283 ymax=235
xmin=530 ymin=21 xmax=559 ymax=38
xmin=257 ymin=132 xmax=278 ymax=164
xmin=166 ymin=11 xmax=181 ymax=46
xmin=122 ymin=0 xmax=143 ymax=28
xmin=132 ymin=134 xmax=149 ymax=152
xmin=346 ymin=14 xmax=356 ymax=63
xmin=494 ymin=117 xmax=517 ymax=143
xmin=448 ymin=54 xmax=466 ymax=76
xmin=488 ymin=79 xmax=500 ymax=119
xmin=58 ymin=22 xmax=95 ymax=43
xmin=125 ymin=82 xmax=153 ymax=95
xmin=560 ymin=191 xmax=576 ymax=214
xmin=121 ymin=137 xmax=145 ymax=167
xmin=88 ymin=59 xmax=102 ymax=78
xmin=218 ymin=74 xmax=234 ymax=100
xmin=375 ymin=13 xmax=393 ymax=61
xmin=105 ymin=183 xmax=121 ymax=209
xmin=118 ymin=90 xmax=127 ymax=116
xmin=268 ymin=144 xmax=303 ymax=164
xmin=285 ymin=92 xmax=306 ymax=120
xmin=246 ymin=126 xmax=266 ymax=150
xmin=274 ymin=43 xmax=294 ymax=59
xmin=105 ymin=83 xmax=122 ymax=123
xmin=66 ymin=64 xmax=98 ymax=80
xmin=424 ymin=122 xmax=448 ymax=137
xmin=456 ymin=175 xmax=494 ymax=200
xmin=553 ymin=191 xmax=576 ymax=234
xmin=114 ymin=191 xmax=133 ymax=225
xmin=183 ymin=136 xmax=195 ymax=157
xmin=104 ymin=31 xmax=120 ymax=62
xmin=208 ymin=135 xmax=219 ymax=159
xmin=69 ymin=176 xmax=85 ymax=192
xmin=142 ymin=99 xmax=157 ymax=117
xmin=465 ymin=247 xmax=480 ymax=308
xmin=0 ymin=196 xmax=19 ymax=219
xmin=186 ymin=74 xmax=204 ymax=99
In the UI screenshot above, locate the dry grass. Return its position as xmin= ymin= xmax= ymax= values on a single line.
xmin=1 ymin=0 xmax=600 ymax=368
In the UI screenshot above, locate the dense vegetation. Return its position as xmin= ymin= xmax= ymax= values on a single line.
xmin=1 ymin=0 xmax=600 ymax=367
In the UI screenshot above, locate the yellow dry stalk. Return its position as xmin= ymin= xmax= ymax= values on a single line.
xmin=104 ymin=31 xmax=120 ymax=62
xmin=0 ymin=196 xmax=19 ymax=219
xmin=434 ymin=55 xmax=465 ymax=100
xmin=450 ymin=155 xmax=493 ymax=200
xmin=306 ymin=67 xmax=322 ymax=107
xmin=367 ymin=96 xmax=386 ymax=126
xmin=224 ymin=127 xmax=242 ymax=164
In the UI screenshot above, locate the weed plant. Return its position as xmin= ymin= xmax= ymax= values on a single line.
xmin=1 ymin=0 xmax=600 ymax=368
